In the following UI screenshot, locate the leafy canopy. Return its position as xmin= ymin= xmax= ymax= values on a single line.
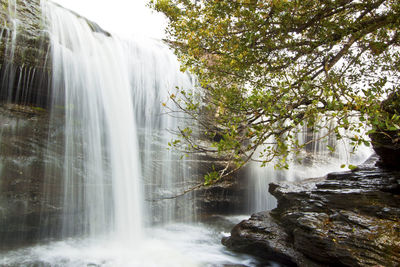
xmin=151 ymin=0 xmax=400 ymax=182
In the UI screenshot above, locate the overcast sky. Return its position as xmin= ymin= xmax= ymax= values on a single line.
xmin=52 ymin=0 xmax=167 ymax=39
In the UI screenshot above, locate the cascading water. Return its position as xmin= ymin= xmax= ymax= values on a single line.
xmin=247 ymin=119 xmax=373 ymax=212
xmin=0 ymin=2 xmax=258 ymax=263
xmin=43 ymin=0 xmax=199 ymax=241
xmin=45 ymin=2 xmax=144 ymax=241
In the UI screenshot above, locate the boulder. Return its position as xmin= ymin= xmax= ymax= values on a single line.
xmin=222 ymin=212 xmax=308 ymax=266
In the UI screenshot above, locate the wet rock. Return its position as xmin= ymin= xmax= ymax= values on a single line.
xmin=223 ymin=156 xmax=400 ymax=266
xmin=370 ymin=130 xmax=400 ymax=170
xmin=195 ymin=158 xmax=248 ymax=215
xmin=0 ymin=0 xmax=112 ymax=108
xmin=0 ymin=0 xmax=51 ymax=107
xmin=222 ymin=212 xmax=303 ymax=267
xmin=370 ymin=92 xmax=400 ymax=170
xmin=0 ymin=104 xmax=65 ymax=248
xmin=195 ymin=175 xmax=248 ymax=215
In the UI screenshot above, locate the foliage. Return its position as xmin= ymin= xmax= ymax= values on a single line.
xmin=151 ymin=0 xmax=400 ymax=181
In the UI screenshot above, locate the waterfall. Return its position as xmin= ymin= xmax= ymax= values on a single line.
xmin=247 ymin=119 xmax=373 ymax=212
xmin=42 ymin=1 xmax=196 ymax=242
xmin=0 ymin=1 xmax=381 ymax=266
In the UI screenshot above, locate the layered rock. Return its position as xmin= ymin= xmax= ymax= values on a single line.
xmin=0 ymin=0 xmax=111 ymax=108
xmin=223 ymin=156 xmax=400 ymax=266
xmin=0 ymin=104 xmax=65 ymax=248
xmin=194 ymin=155 xmax=249 ymax=216
xmin=195 ymin=174 xmax=248 ymax=215
xmin=0 ymin=0 xmax=112 ymax=248
xmin=370 ymin=92 xmax=400 ymax=170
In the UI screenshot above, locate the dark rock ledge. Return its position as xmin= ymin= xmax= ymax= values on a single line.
xmin=222 ymin=155 xmax=400 ymax=266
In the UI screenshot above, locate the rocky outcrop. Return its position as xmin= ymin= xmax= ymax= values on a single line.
xmin=194 ymin=156 xmax=249 ymax=216
xmin=370 ymin=130 xmax=400 ymax=169
xmin=370 ymin=92 xmax=400 ymax=170
xmin=223 ymin=156 xmax=400 ymax=266
xmin=0 ymin=104 xmax=65 ymax=248
xmin=195 ymin=174 xmax=248 ymax=215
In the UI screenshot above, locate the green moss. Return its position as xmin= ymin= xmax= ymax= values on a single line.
xmin=31 ymin=106 xmax=46 ymax=112
xmin=5 ymin=104 xmax=47 ymax=115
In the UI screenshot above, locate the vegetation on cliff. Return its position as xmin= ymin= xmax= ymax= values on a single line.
xmin=151 ymin=0 xmax=400 ymax=182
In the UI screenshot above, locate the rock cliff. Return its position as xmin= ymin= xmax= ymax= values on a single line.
xmin=0 ymin=0 xmax=110 ymax=248
xmin=0 ymin=0 xmax=51 ymax=107
xmin=0 ymin=104 xmax=65 ymax=248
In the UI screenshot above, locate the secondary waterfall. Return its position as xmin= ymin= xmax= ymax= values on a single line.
xmin=247 ymin=120 xmax=373 ymax=212
xmin=43 ymin=1 xmax=196 ymax=241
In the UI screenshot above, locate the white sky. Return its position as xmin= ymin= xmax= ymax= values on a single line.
xmin=52 ymin=0 xmax=167 ymax=39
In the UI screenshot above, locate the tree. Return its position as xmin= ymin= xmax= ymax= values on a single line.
xmin=151 ymin=0 xmax=400 ymax=184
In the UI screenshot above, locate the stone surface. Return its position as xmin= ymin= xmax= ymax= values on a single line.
xmin=0 ymin=104 xmax=65 ymax=248
xmin=195 ymin=175 xmax=248 ymax=215
xmin=222 ymin=212 xmax=307 ymax=266
xmin=370 ymin=92 xmax=400 ymax=169
xmin=0 ymin=0 xmax=111 ymax=108
xmin=0 ymin=1 xmax=116 ymax=249
xmin=370 ymin=129 xmax=400 ymax=170
xmin=195 ymin=157 xmax=249 ymax=215
xmin=223 ymin=156 xmax=400 ymax=266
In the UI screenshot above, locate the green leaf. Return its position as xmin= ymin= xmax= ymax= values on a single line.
xmin=348 ymin=165 xmax=358 ymax=171
xmin=151 ymin=0 xmax=400 ymax=184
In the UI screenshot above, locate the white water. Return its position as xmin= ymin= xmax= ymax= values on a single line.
xmin=0 ymin=221 xmax=262 ymax=267
xmin=42 ymin=0 xmax=201 ymax=241
xmin=8 ymin=2 xmax=224 ymax=266
xmin=247 ymin=121 xmax=373 ymax=211
xmin=44 ymin=2 xmax=145 ymax=241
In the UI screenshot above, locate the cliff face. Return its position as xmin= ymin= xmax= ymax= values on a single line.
xmin=0 ymin=104 xmax=66 ymax=248
xmin=0 ymin=0 xmax=110 ymax=248
xmin=223 ymin=156 xmax=400 ymax=266
xmin=0 ymin=0 xmax=51 ymax=107
xmin=0 ymin=0 xmax=54 ymax=248
xmin=0 ymin=0 xmax=110 ymax=108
